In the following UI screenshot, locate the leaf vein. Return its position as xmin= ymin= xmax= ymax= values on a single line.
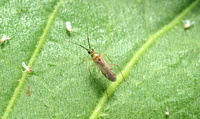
xmin=2 ymin=1 xmax=63 ymax=119
xmin=89 ymin=0 xmax=200 ymax=118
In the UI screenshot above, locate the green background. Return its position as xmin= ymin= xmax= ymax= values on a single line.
xmin=0 ymin=0 xmax=199 ymax=118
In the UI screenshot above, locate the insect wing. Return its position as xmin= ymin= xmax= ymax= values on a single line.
xmin=94 ymin=56 xmax=116 ymax=82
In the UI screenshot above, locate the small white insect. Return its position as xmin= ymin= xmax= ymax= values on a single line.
xmin=184 ymin=20 xmax=195 ymax=29
xmin=165 ymin=107 xmax=169 ymax=116
xmin=1 ymin=34 xmax=10 ymax=43
xmin=22 ymin=62 xmax=32 ymax=72
xmin=66 ymin=21 xmax=72 ymax=32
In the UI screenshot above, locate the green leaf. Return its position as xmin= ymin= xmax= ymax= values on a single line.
xmin=0 ymin=0 xmax=199 ymax=119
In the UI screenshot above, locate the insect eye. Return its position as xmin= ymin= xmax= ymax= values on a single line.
xmin=88 ymin=51 xmax=91 ymax=54
xmin=98 ymin=58 xmax=101 ymax=61
xmin=92 ymin=49 xmax=94 ymax=51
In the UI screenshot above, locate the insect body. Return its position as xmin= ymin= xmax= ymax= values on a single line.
xmin=89 ymin=49 xmax=116 ymax=82
xmin=66 ymin=21 xmax=72 ymax=32
xmin=183 ymin=20 xmax=195 ymax=29
xmin=1 ymin=34 xmax=10 ymax=44
xmin=66 ymin=26 xmax=126 ymax=95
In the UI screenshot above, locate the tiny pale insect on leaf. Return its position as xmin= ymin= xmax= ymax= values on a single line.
xmin=1 ymin=34 xmax=10 ymax=43
xmin=66 ymin=21 xmax=72 ymax=32
xmin=184 ymin=20 xmax=195 ymax=29
xmin=22 ymin=62 xmax=32 ymax=73
xmin=165 ymin=107 xmax=169 ymax=116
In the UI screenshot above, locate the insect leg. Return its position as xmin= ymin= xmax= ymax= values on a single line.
xmin=80 ymin=58 xmax=92 ymax=64
xmin=98 ymin=69 xmax=108 ymax=96
xmin=102 ymin=53 xmax=112 ymax=62
xmin=88 ymin=64 xmax=96 ymax=78
xmin=109 ymin=64 xmax=128 ymax=84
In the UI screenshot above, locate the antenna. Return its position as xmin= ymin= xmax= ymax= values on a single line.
xmin=65 ymin=41 xmax=88 ymax=51
xmin=87 ymin=24 xmax=91 ymax=49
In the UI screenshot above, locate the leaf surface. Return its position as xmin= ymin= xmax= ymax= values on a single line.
xmin=0 ymin=0 xmax=199 ymax=118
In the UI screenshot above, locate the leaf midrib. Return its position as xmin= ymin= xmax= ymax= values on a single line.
xmin=89 ymin=0 xmax=200 ymax=118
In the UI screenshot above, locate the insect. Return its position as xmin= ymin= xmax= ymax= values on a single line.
xmin=66 ymin=26 xmax=126 ymax=95
xmin=66 ymin=21 xmax=72 ymax=32
xmin=165 ymin=107 xmax=169 ymax=116
xmin=22 ymin=62 xmax=32 ymax=73
xmin=183 ymin=20 xmax=195 ymax=29
xmin=1 ymin=34 xmax=10 ymax=44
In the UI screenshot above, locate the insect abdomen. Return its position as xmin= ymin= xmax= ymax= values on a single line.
xmin=93 ymin=53 xmax=116 ymax=82
xmin=103 ymin=69 xmax=116 ymax=82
